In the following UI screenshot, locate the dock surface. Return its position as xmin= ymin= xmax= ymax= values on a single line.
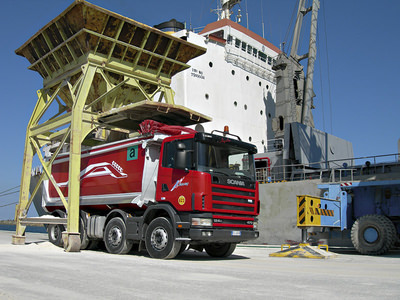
xmin=0 ymin=230 xmax=399 ymax=299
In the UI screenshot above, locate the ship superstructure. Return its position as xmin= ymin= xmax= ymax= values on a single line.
xmin=160 ymin=0 xmax=353 ymax=181
xmin=159 ymin=2 xmax=280 ymax=152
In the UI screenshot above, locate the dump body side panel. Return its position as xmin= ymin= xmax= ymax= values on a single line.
xmin=44 ymin=138 xmax=149 ymax=211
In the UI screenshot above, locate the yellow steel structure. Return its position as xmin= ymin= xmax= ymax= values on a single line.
xmin=12 ymin=0 xmax=209 ymax=251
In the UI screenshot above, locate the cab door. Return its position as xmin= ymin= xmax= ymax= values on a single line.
xmin=157 ymin=138 xmax=194 ymax=211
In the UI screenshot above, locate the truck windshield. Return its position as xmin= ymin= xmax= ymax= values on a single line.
xmin=197 ymin=142 xmax=255 ymax=181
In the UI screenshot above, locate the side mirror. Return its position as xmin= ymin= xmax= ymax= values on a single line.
xmin=175 ymin=142 xmax=187 ymax=170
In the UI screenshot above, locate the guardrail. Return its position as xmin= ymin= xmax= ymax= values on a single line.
xmin=256 ymin=153 xmax=400 ymax=183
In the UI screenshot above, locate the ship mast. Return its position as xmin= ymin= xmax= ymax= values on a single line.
xmin=219 ymin=0 xmax=241 ymax=20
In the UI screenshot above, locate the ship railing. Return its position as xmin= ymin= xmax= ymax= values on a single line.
xmin=192 ymin=26 xmax=206 ymax=33
xmin=256 ymin=153 xmax=400 ymax=184
xmin=224 ymin=45 xmax=276 ymax=83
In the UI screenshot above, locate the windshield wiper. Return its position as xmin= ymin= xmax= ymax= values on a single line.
xmin=235 ymin=174 xmax=253 ymax=180
xmin=209 ymin=170 xmax=231 ymax=176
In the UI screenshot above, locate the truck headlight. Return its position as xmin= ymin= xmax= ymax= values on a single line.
xmin=253 ymin=221 xmax=258 ymax=230
xmin=192 ymin=218 xmax=212 ymax=227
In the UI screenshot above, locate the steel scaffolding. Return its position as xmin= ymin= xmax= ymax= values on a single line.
xmin=12 ymin=0 xmax=209 ymax=251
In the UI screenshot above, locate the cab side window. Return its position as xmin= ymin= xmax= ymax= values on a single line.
xmin=162 ymin=139 xmax=194 ymax=169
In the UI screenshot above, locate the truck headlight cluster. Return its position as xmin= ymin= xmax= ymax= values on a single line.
xmin=253 ymin=221 xmax=258 ymax=230
xmin=192 ymin=218 xmax=212 ymax=227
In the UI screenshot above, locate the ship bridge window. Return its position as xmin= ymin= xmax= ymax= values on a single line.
xmin=268 ymin=56 xmax=272 ymax=65
xmin=227 ymin=34 xmax=233 ymax=44
xmin=253 ymin=48 xmax=257 ymax=57
xmin=247 ymin=45 xmax=252 ymax=54
xmin=235 ymin=38 xmax=241 ymax=48
xmin=258 ymin=51 xmax=267 ymax=62
xmin=241 ymin=42 xmax=247 ymax=52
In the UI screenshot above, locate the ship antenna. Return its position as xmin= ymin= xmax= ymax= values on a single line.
xmin=245 ymin=0 xmax=249 ymax=29
xmin=260 ymin=0 xmax=265 ymax=38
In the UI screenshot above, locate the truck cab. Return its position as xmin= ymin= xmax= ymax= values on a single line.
xmin=144 ymin=131 xmax=259 ymax=258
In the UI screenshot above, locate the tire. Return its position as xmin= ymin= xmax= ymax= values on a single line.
xmin=79 ymin=216 xmax=90 ymax=250
xmin=204 ymin=243 xmax=236 ymax=257
xmin=104 ymin=217 xmax=133 ymax=254
xmin=351 ymin=214 xmax=396 ymax=255
xmin=48 ymin=224 xmax=64 ymax=247
xmin=178 ymin=243 xmax=187 ymax=255
xmin=145 ymin=217 xmax=181 ymax=259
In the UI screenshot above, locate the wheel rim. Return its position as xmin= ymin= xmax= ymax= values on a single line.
xmin=50 ymin=225 xmax=60 ymax=241
xmin=108 ymin=226 xmax=122 ymax=247
xmin=150 ymin=226 xmax=168 ymax=251
xmin=364 ymin=227 xmax=379 ymax=243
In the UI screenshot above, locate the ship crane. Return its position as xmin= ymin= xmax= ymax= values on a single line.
xmin=272 ymin=0 xmax=320 ymax=138
xmin=266 ymin=0 xmax=353 ymax=179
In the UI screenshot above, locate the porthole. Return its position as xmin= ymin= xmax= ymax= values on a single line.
xmin=266 ymin=85 xmax=269 ymax=90
xmin=249 ymin=136 xmax=252 ymax=142
xmin=246 ymin=76 xmax=249 ymax=81
xmin=231 ymin=70 xmax=235 ymax=75
xmin=260 ymin=110 xmax=263 ymax=115
xmin=234 ymin=101 xmax=238 ymax=107
xmin=268 ymin=113 xmax=271 ymax=118
xmin=262 ymin=140 xmax=265 ymax=145
xmin=209 ymin=62 xmax=213 ymax=68
xmin=205 ymin=93 xmax=209 ymax=100
xmin=259 ymin=81 xmax=262 ymax=86
xmin=244 ymin=104 xmax=247 ymax=110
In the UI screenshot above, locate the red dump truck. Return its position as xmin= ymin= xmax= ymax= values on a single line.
xmin=43 ymin=121 xmax=260 ymax=259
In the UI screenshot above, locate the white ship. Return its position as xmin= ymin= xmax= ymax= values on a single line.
xmin=155 ymin=1 xmax=280 ymax=153
xmin=155 ymin=0 xmax=353 ymax=182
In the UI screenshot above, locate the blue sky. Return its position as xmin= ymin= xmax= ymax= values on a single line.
xmin=0 ymin=0 xmax=399 ymax=219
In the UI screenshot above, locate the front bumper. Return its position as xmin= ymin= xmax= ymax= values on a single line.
xmin=188 ymin=228 xmax=259 ymax=243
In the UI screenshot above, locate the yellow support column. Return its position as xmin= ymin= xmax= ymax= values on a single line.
xmin=12 ymin=90 xmax=49 ymax=245
xmin=11 ymin=142 xmax=33 ymax=244
xmin=63 ymin=65 xmax=97 ymax=252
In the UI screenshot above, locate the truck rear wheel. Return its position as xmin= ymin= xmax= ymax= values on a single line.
xmin=204 ymin=243 xmax=236 ymax=257
xmin=104 ymin=217 xmax=133 ymax=254
xmin=145 ymin=217 xmax=181 ymax=259
xmin=79 ymin=216 xmax=90 ymax=250
xmin=48 ymin=224 xmax=64 ymax=247
xmin=351 ymin=214 xmax=396 ymax=255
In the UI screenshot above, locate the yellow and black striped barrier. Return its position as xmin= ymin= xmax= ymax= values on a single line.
xmin=297 ymin=195 xmax=340 ymax=228
xmin=270 ymin=195 xmax=344 ymax=259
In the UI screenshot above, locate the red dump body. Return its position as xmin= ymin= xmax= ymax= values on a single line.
xmin=44 ymin=136 xmax=151 ymax=212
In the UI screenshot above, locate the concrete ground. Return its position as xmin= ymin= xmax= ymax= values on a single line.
xmin=0 ymin=230 xmax=399 ymax=300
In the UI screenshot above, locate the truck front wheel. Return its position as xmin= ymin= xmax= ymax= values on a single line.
xmin=145 ymin=217 xmax=181 ymax=259
xmin=104 ymin=217 xmax=133 ymax=254
xmin=204 ymin=243 xmax=236 ymax=257
xmin=351 ymin=214 xmax=396 ymax=255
